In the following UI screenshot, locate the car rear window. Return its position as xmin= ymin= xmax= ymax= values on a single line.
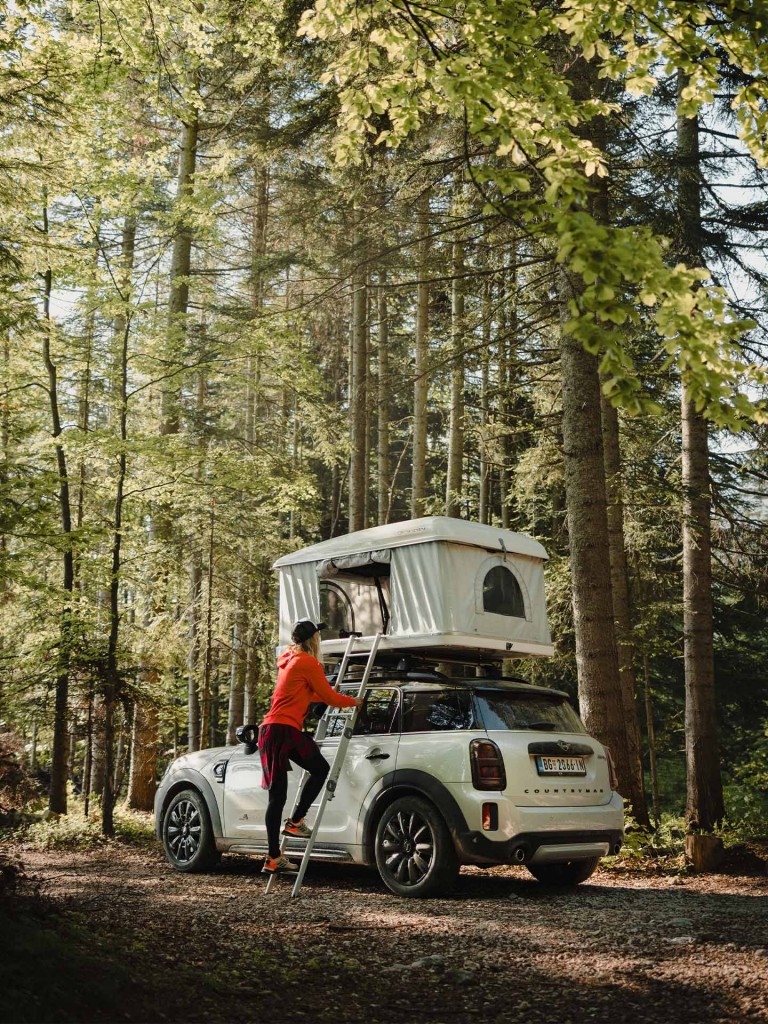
xmin=401 ymin=689 xmax=479 ymax=732
xmin=475 ymin=691 xmax=586 ymax=733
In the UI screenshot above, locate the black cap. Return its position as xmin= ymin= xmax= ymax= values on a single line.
xmin=291 ymin=619 xmax=327 ymax=644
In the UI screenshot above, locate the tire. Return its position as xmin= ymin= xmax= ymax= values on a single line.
xmin=162 ymin=788 xmax=220 ymax=872
xmin=374 ymin=796 xmax=459 ymax=898
xmin=526 ymin=856 xmax=600 ymax=886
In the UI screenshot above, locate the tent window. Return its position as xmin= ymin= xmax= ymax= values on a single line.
xmin=482 ymin=565 xmax=525 ymax=618
xmin=319 ymin=582 xmax=354 ymax=636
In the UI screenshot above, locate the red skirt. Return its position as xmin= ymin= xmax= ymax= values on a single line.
xmin=257 ymin=723 xmax=320 ymax=790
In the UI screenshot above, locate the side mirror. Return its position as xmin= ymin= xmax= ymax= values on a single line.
xmin=236 ymin=724 xmax=259 ymax=755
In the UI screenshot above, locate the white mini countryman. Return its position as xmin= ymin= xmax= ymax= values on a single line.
xmin=154 ymin=661 xmax=624 ymax=898
xmin=156 ymin=519 xmax=623 ymax=897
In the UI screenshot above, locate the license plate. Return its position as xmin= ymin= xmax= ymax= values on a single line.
xmin=535 ymin=755 xmax=587 ymax=776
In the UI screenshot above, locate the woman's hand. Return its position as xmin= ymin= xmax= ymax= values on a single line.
xmin=354 ymin=697 xmax=364 ymax=709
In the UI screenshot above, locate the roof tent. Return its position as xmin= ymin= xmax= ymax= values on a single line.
xmin=272 ymin=517 xmax=554 ymax=661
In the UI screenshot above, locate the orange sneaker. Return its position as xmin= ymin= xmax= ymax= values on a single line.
xmin=282 ymin=818 xmax=312 ymax=839
xmin=261 ymin=854 xmax=299 ymax=875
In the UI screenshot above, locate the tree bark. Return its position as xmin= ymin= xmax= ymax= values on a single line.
xmin=479 ymin=273 xmax=491 ymax=524
xmin=412 ymin=190 xmax=430 ymax=518
xmin=677 ymin=71 xmax=724 ymax=831
xmin=226 ymin=600 xmax=246 ymax=745
xmin=103 ymin=216 xmax=136 ymax=835
xmin=600 ymin=392 xmax=649 ymax=825
xmin=642 ymin=653 xmax=661 ymax=826
xmin=187 ymin=558 xmax=202 ymax=752
xmin=377 ymin=271 xmax=390 ymax=525
xmin=41 ymin=195 xmax=75 ymax=817
xmin=559 ymin=267 xmax=629 ymax=771
xmin=162 ymin=110 xmax=199 ymax=437
xmin=348 ymin=222 xmax=368 ymax=532
xmin=445 ymin=233 xmax=465 ymax=518
xmin=126 ymin=700 xmax=159 ymax=811
xmin=556 ymin=54 xmax=634 ymax=794
xmin=199 ymin=502 xmax=216 ymax=747
xmin=89 ymin=696 xmax=106 ymax=801
xmin=498 ymin=249 xmax=516 ymax=529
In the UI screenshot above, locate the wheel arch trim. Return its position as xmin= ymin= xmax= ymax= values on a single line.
xmin=360 ymin=769 xmax=469 ymax=865
xmin=157 ymin=771 xmax=223 ymax=839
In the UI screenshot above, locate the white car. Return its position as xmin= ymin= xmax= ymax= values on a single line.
xmin=155 ymin=662 xmax=623 ymax=897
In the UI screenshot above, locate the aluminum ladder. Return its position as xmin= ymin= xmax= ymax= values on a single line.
xmin=264 ymin=632 xmax=382 ymax=897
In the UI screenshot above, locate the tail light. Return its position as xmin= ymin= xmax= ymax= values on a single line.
xmin=604 ymin=747 xmax=619 ymax=791
xmin=470 ymin=739 xmax=506 ymax=791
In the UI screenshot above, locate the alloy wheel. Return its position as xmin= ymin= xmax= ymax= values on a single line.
xmin=381 ymin=809 xmax=435 ymax=887
xmin=167 ymin=798 xmax=202 ymax=864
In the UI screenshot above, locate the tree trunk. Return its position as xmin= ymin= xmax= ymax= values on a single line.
xmin=600 ymin=392 xmax=649 ymax=825
xmin=82 ymin=695 xmax=92 ymax=816
xmin=348 ymin=223 xmax=367 ymax=532
xmin=412 ymin=190 xmax=430 ymax=518
xmin=479 ymin=273 xmax=491 ymax=524
xmin=246 ymin=157 xmax=269 ymax=451
xmin=677 ymin=71 xmax=724 ymax=831
xmin=126 ymin=699 xmax=158 ymax=811
xmin=199 ymin=502 xmax=216 ymax=748
xmin=41 ymin=195 xmax=75 ymax=817
xmin=642 ymin=653 xmax=661 ymax=826
xmin=555 ymin=54 xmax=633 ymax=790
xmin=377 ymin=271 xmax=390 ymax=525
xmin=558 ymin=267 xmax=628 ymax=771
xmin=89 ymin=696 xmax=106 ymax=801
xmin=187 ymin=558 xmax=202 ymax=751
xmin=103 ymin=216 xmax=136 ymax=835
xmin=243 ymin=618 xmax=260 ymax=725
xmin=681 ymin=385 xmax=722 ymax=827
xmin=445 ymin=234 xmax=465 ymax=518
xmin=226 ymin=601 xmax=246 ymax=745
xmin=162 ymin=110 xmax=199 ymax=437
xmin=498 ymin=250 xmax=515 ymax=529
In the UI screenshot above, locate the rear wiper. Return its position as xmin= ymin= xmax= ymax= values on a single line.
xmin=529 ymin=721 xmax=557 ymax=731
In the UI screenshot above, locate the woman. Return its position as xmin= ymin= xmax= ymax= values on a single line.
xmin=258 ymin=619 xmax=362 ymax=876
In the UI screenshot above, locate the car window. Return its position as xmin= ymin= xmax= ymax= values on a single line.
xmin=475 ymin=691 xmax=586 ymax=733
xmin=401 ymin=689 xmax=478 ymax=733
xmin=322 ymin=687 xmax=399 ymax=738
xmin=354 ymin=687 xmax=399 ymax=736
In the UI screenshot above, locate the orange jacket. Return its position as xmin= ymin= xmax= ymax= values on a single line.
xmin=261 ymin=649 xmax=357 ymax=731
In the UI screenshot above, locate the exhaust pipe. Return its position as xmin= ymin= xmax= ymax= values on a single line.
xmin=613 ymin=842 xmax=622 ymax=855
xmin=512 ymin=845 xmax=527 ymax=864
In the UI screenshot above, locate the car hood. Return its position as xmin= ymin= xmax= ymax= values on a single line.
xmin=167 ymin=746 xmax=233 ymax=773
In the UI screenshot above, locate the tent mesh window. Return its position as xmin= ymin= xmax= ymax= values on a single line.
xmin=319 ymin=581 xmax=354 ymax=635
xmin=482 ymin=565 xmax=525 ymax=618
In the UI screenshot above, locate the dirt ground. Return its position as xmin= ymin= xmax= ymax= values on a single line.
xmin=1 ymin=842 xmax=767 ymax=1024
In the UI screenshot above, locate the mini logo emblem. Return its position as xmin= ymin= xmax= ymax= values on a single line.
xmin=557 ymin=741 xmax=571 ymax=752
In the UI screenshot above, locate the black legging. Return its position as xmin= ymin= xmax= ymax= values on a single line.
xmin=265 ymin=748 xmax=330 ymax=858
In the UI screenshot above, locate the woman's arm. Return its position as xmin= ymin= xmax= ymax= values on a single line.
xmin=305 ymin=658 xmax=359 ymax=708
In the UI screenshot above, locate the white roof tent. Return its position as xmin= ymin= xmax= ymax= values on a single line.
xmin=272 ymin=517 xmax=554 ymax=662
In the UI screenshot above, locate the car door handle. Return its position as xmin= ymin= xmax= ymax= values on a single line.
xmin=365 ymin=751 xmax=391 ymax=761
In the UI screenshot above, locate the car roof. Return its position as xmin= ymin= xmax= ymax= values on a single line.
xmin=336 ymin=672 xmax=569 ymax=700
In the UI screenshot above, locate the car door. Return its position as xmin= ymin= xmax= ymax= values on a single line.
xmin=222 ymin=747 xmax=302 ymax=844
xmin=314 ymin=686 xmax=401 ymax=847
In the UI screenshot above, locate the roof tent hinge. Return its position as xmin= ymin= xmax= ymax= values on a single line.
xmin=374 ymin=576 xmax=390 ymax=634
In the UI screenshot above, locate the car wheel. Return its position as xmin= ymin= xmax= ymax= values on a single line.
xmin=162 ymin=788 xmax=220 ymax=872
xmin=374 ymin=796 xmax=458 ymax=898
xmin=526 ymin=856 xmax=600 ymax=886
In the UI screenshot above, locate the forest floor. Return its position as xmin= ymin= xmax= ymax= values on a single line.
xmin=1 ymin=835 xmax=767 ymax=1024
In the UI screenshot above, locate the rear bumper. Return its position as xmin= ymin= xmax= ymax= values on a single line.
xmin=455 ymin=828 xmax=624 ymax=866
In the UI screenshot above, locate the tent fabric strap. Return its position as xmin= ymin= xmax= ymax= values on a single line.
xmin=317 ymin=549 xmax=391 ymax=580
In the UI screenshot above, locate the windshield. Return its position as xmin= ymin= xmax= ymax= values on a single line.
xmin=475 ymin=691 xmax=586 ymax=733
